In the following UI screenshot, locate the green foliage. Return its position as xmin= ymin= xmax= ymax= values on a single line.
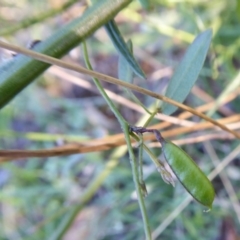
xmin=105 ymin=19 xmax=145 ymax=79
xmin=0 ymin=0 xmax=132 ymax=109
xmin=0 ymin=0 xmax=239 ymax=239
xmin=118 ymin=39 xmax=134 ymax=82
xmin=161 ymin=30 xmax=212 ymax=115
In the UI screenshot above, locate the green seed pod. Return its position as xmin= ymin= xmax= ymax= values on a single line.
xmin=161 ymin=140 xmax=215 ymax=209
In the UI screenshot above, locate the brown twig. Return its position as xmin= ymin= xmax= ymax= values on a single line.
xmin=0 ymin=114 xmax=239 ymax=161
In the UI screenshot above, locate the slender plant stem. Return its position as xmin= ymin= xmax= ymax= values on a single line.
xmin=143 ymin=107 xmax=159 ymax=127
xmin=130 ymin=132 xmax=175 ymax=187
xmin=123 ymin=124 xmax=152 ymax=239
xmin=82 ymin=41 xmax=152 ymax=240
xmin=138 ymin=134 xmax=148 ymax=197
xmin=82 ymin=42 xmax=126 ymax=124
xmin=124 ymin=88 xmax=152 ymax=114
xmin=138 ymin=134 xmax=144 ymax=185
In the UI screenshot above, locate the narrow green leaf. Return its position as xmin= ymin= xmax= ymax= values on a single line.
xmin=118 ymin=40 xmax=151 ymax=114
xmin=161 ymin=29 xmax=212 ymax=115
xmin=118 ymin=39 xmax=134 ymax=82
xmin=105 ymin=19 xmax=145 ymax=79
xmin=0 ymin=0 xmax=132 ymax=110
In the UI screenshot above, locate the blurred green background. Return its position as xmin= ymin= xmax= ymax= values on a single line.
xmin=0 ymin=0 xmax=240 ymax=239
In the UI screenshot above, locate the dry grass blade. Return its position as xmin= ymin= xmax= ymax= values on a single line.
xmin=0 ymin=114 xmax=239 ymax=161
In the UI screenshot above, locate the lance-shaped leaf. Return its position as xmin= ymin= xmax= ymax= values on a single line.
xmin=118 ymin=39 xmax=134 ymax=82
xmin=0 ymin=0 xmax=132 ymax=110
xmin=118 ymin=40 xmax=150 ymax=113
xmin=105 ymin=19 xmax=145 ymax=79
xmin=161 ymin=29 xmax=212 ymax=115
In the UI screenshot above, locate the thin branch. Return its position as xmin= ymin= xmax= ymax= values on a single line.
xmin=0 ymin=40 xmax=239 ymax=138
xmin=0 ymin=115 xmax=239 ymax=161
xmin=82 ymin=41 xmax=152 ymax=239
